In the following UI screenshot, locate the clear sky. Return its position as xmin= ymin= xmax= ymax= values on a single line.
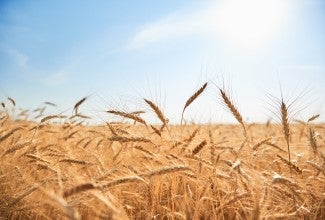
xmin=0 ymin=0 xmax=324 ymax=124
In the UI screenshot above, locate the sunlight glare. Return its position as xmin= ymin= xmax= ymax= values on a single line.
xmin=215 ymin=0 xmax=289 ymax=49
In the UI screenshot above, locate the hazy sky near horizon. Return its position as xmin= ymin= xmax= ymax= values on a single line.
xmin=0 ymin=0 xmax=324 ymax=124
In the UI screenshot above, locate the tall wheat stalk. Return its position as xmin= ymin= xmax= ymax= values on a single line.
xmin=280 ymin=101 xmax=291 ymax=168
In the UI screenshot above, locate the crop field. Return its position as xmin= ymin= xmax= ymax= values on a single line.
xmin=0 ymin=86 xmax=324 ymax=219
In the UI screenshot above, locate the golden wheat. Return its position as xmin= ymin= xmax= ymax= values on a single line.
xmin=1 ymin=84 xmax=324 ymax=219
xmin=107 ymin=110 xmax=147 ymax=126
xmin=181 ymin=82 xmax=208 ymax=124
xmin=73 ymin=96 xmax=87 ymax=115
xmin=144 ymin=98 xmax=168 ymax=126
xmin=219 ymin=88 xmax=247 ymax=137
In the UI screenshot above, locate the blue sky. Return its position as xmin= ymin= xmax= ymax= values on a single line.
xmin=0 ymin=0 xmax=324 ymax=124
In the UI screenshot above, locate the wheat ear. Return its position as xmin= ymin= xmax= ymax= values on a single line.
xmin=40 ymin=115 xmax=66 ymax=123
xmin=8 ymin=97 xmax=16 ymax=106
xmin=181 ymin=82 xmax=208 ymax=124
xmin=280 ymin=101 xmax=291 ymax=167
xmin=73 ymin=96 xmax=87 ymax=115
xmin=252 ymin=138 xmax=272 ymax=151
xmin=58 ymin=159 xmax=89 ymax=165
xmin=109 ymin=136 xmax=152 ymax=143
xmin=102 ymin=176 xmax=145 ymax=188
xmin=150 ymin=125 xmax=162 ymax=137
xmin=219 ymin=88 xmax=246 ymax=137
xmin=277 ymin=154 xmax=302 ymax=174
xmin=308 ymin=127 xmax=318 ymax=156
xmin=2 ymin=141 xmax=31 ymax=157
xmin=144 ymin=99 xmax=168 ymax=126
xmin=307 ymin=114 xmax=320 ymax=123
xmin=141 ymin=165 xmax=191 ymax=178
xmin=9 ymin=184 xmax=39 ymax=207
xmin=107 ymin=110 xmax=147 ymax=126
xmin=44 ymin=101 xmax=56 ymax=106
xmin=192 ymin=140 xmax=207 ymax=156
xmin=0 ymin=127 xmax=22 ymax=143
xmin=63 ymin=183 xmax=97 ymax=198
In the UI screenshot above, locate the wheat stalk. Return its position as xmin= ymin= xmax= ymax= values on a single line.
xmin=2 ymin=141 xmax=31 ymax=157
xmin=82 ymin=139 xmax=92 ymax=148
xmin=192 ymin=140 xmax=207 ymax=156
xmin=40 ymin=115 xmax=66 ymax=123
xmin=280 ymin=100 xmax=295 ymax=179
xmin=69 ymin=114 xmax=91 ymax=120
xmin=107 ymin=110 xmax=147 ymax=126
xmin=44 ymin=191 xmax=80 ymax=219
xmin=181 ymin=82 xmax=208 ymax=124
xmin=208 ymin=130 xmax=217 ymax=164
xmin=106 ymin=123 xmax=118 ymax=136
xmin=307 ymin=114 xmax=320 ymax=123
xmin=141 ymin=165 xmax=191 ymax=178
xmin=109 ymin=136 xmax=152 ymax=143
xmin=185 ymin=154 xmax=214 ymax=168
xmin=184 ymin=128 xmax=199 ymax=143
xmin=308 ymin=127 xmax=318 ymax=156
xmin=272 ymin=172 xmax=299 ymax=188
xmin=0 ymin=127 xmax=22 ymax=143
xmin=306 ymin=161 xmax=324 ymax=175
xmin=63 ymin=183 xmax=97 ymax=198
xmin=8 ymin=97 xmax=16 ymax=106
xmin=58 ymin=159 xmax=90 ymax=165
xmin=134 ymin=145 xmax=155 ymax=157
xmin=24 ymin=154 xmax=50 ymax=164
xmin=44 ymin=101 xmax=56 ymax=107
xmin=219 ymin=88 xmax=246 ymax=137
xmin=102 ymin=176 xmax=146 ymax=188
xmin=263 ymin=141 xmax=286 ymax=152
xmin=252 ymin=138 xmax=272 ymax=151
xmin=150 ymin=125 xmax=162 ymax=137
xmin=144 ymin=99 xmax=168 ymax=126
xmin=73 ymin=96 xmax=87 ymax=115
xmin=9 ymin=184 xmax=39 ymax=207
xmin=277 ymin=154 xmax=302 ymax=174
xmin=129 ymin=110 xmax=145 ymax=115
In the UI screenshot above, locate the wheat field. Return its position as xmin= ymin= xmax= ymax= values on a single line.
xmin=0 ymin=85 xmax=324 ymax=219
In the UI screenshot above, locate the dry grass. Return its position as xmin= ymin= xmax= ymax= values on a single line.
xmin=1 ymin=89 xmax=325 ymax=220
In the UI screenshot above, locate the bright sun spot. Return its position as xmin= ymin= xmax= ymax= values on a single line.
xmin=214 ymin=0 xmax=289 ymax=49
